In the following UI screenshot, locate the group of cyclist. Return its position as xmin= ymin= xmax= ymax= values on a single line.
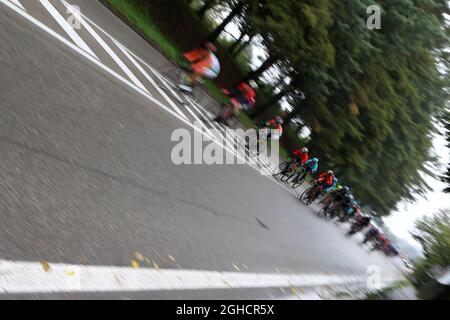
xmin=274 ymin=147 xmax=398 ymax=257
xmin=178 ymin=41 xmax=397 ymax=257
xmin=177 ymin=41 xmax=284 ymax=138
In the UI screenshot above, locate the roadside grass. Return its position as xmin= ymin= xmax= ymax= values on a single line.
xmin=105 ymin=0 xmax=182 ymax=64
xmin=365 ymin=280 xmax=410 ymax=300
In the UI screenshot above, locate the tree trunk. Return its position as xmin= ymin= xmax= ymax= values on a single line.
xmin=232 ymin=34 xmax=254 ymax=56
xmin=228 ymin=31 xmax=247 ymax=53
xmin=284 ymin=104 xmax=302 ymax=124
xmin=208 ymin=2 xmax=245 ymax=42
xmin=197 ymin=0 xmax=215 ymax=19
xmin=251 ymin=87 xmax=291 ymax=118
xmin=238 ymin=54 xmax=279 ymax=84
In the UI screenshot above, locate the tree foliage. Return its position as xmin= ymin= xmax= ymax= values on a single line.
xmin=411 ymin=209 xmax=450 ymax=287
xmin=201 ymin=0 xmax=449 ymax=214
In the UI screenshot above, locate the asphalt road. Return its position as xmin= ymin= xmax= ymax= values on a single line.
xmin=0 ymin=0 xmax=403 ymax=299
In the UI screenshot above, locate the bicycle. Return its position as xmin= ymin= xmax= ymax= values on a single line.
xmin=158 ymin=64 xmax=205 ymax=103
xmin=214 ymin=94 xmax=243 ymax=128
xmin=273 ymin=159 xmax=298 ymax=180
xmin=299 ymin=183 xmax=321 ymax=206
xmin=289 ymin=168 xmax=309 ymax=189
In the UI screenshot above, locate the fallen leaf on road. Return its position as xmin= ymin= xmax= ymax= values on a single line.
xmin=65 ymin=270 xmax=75 ymax=276
xmin=131 ymin=260 xmax=139 ymax=268
xmin=290 ymin=287 xmax=297 ymax=295
xmin=40 ymin=260 xmax=51 ymax=272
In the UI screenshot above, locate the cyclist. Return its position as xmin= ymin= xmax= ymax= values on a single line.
xmin=179 ymin=42 xmax=221 ymax=93
xmin=296 ymin=157 xmax=319 ymax=182
xmin=363 ymin=224 xmax=380 ymax=244
xmin=261 ymin=116 xmax=283 ymax=140
xmin=316 ymin=170 xmax=335 ymax=189
xmin=214 ymin=80 xmax=257 ymax=124
xmin=292 ymin=147 xmax=309 ymax=166
xmin=310 ymin=170 xmax=335 ymax=200
xmin=322 ymin=185 xmax=349 ymax=214
xmin=323 ymin=177 xmax=339 ymax=194
xmin=227 ymin=80 xmax=257 ymax=111
xmin=320 ymin=184 xmax=342 ymax=207
xmin=348 ymin=215 xmax=371 ymax=235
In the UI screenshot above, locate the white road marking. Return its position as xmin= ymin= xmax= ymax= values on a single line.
xmin=1 ymin=0 xmax=301 ymax=190
xmin=7 ymin=0 xmax=24 ymax=11
xmin=119 ymin=47 xmax=189 ymax=120
xmin=39 ymin=0 xmax=98 ymax=59
xmin=149 ymin=67 xmax=187 ymax=105
xmin=0 ymin=259 xmax=385 ymax=294
xmin=60 ymin=1 xmax=149 ymax=94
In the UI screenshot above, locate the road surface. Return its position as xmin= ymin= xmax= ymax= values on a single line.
xmin=0 ymin=0 xmax=403 ymax=299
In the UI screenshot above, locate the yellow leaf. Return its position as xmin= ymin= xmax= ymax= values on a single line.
xmin=40 ymin=260 xmax=51 ymax=272
xmin=131 ymin=260 xmax=139 ymax=268
xmin=65 ymin=270 xmax=75 ymax=276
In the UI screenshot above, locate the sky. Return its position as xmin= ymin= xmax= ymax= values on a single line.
xmin=384 ymin=128 xmax=450 ymax=251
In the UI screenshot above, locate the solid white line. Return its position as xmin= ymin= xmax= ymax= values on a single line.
xmin=39 ymin=0 xmax=98 ymax=59
xmin=0 ymin=259 xmax=374 ymax=294
xmin=149 ymin=67 xmax=186 ymax=104
xmin=118 ymin=47 xmax=190 ymax=120
xmin=146 ymin=67 xmax=190 ymax=117
xmin=60 ymin=1 xmax=149 ymax=94
xmin=7 ymin=0 xmax=25 ymax=11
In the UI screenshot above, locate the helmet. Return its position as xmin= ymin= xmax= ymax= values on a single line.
xmin=327 ymin=170 xmax=334 ymax=175
xmin=302 ymin=147 xmax=309 ymax=153
xmin=312 ymin=158 xmax=319 ymax=163
xmin=249 ymin=80 xmax=258 ymax=88
xmin=276 ymin=116 xmax=283 ymax=124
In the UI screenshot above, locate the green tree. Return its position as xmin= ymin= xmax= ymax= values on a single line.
xmin=411 ymin=209 xmax=450 ymax=288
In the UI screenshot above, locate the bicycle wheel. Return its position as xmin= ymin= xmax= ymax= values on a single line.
xmin=161 ymin=67 xmax=185 ymax=87
xmin=280 ymin=170 xmax=295 ymax=182
xmin=273 ymin=161 xmax=290 ymax=176
xmin=317 ymin=207 xmax=327 ymax=218
xmin=291 ymin=173 xmax=307 ymax=189
xmin=299 ymin=187 xmax=312 ymax=204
